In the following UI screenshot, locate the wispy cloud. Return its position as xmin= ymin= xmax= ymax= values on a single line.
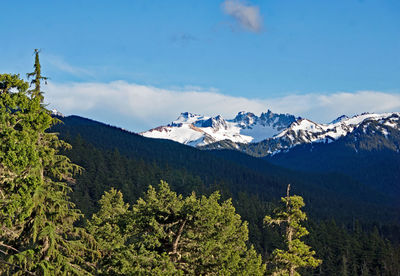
xmin=44 ymin=81 xmax=400 ymax=132
xmin=42 ymin=54 xmax=94 ymax=77
xmin=222 ymin=0 xmax=263 ymax=32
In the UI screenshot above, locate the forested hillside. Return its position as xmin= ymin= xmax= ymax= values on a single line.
xmin=53 ymin=115 xmax=399 ymax=222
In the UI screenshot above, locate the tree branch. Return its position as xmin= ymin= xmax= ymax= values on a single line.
xmin=169 ymin=218 xmax=187 ymax=261
xmin=0 ymin=259 xmax=36 ymax=275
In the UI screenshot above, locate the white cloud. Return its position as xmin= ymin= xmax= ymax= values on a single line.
xmin=222 ymin=0 xmax=263 ymax=32
xmin=44 ymin=81 xmax=400 ymax=132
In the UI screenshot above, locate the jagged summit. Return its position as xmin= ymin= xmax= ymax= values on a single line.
xmin=176 ymin=112 xmax=200 ymax=121
xmin=330 ymin=115 xmax=349 ymax=124
xmin=141 ymin=110 xmax=296 ymax=146
xmin=233 ymin=110 xmax=298 ymax=130
xmin=233 ymin=111 xmax=257 ymax=126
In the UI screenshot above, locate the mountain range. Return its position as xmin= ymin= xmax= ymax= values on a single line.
xmin=141 ymin=110 xmax=400 ymax=157
xmin=141 ymin=110 xmax=298 ymax=147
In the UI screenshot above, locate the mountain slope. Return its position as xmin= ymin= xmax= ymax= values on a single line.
xmin=266 ymin=118 xmax=400 ymax=201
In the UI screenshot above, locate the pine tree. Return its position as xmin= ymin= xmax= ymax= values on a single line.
xmin=88 ymin=181 xmax=266 ymax=275
xmin=0 ymin=53 xmax=98 ymax=274
xmin=264 ymin=184 xmax=322 ymax=276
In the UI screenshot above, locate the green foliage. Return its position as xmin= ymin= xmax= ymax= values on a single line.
xmin=26 ymin=49 xmax=48 ymax=100
xmin=86 ymin=188 xmax=129 ymax=254
xmin=265 ymin=185 xmax=322 ymax=275
xmin=89 ymin=181 xmax=266 ymax=275
xmin=0 ymin=54 xmax=98 ymax=274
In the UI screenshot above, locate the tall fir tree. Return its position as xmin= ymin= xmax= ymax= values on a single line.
xmin=26 ymin=49 xmax=48 ymax=101
xmin=264 ymin=184 xmax=322 ymax=276
xmin=0 ymin=52 xmax=98 ymax=275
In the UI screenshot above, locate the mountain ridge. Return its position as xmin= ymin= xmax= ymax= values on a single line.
xmin=141 ymin=110 xmax=400 ymax=157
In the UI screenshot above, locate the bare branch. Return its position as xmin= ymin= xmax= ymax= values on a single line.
xmin=0 ymin=242 xmax=20 ymax=253
xmin=169 ymin=218 xmax=187 ymax=261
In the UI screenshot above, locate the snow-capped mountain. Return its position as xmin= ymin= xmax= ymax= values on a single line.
xmin=142 ymin=110 xmax=400 ymax=156
xmin=214 ymin=112 xmax=400 ymax=156
xmin=275 ymin=112 xmax=400 ymax=146
xmin=141 ymin=110 xmax=297 ymax=147
xmin=233 ymin=110 xmax=298 ymax=142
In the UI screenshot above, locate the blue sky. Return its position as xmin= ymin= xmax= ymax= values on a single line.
xmin=2 ymin=0 xmax=400 ymax=131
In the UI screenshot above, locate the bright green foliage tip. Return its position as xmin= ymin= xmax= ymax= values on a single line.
xmin=264 ymin=184 xmax=322 ymax=276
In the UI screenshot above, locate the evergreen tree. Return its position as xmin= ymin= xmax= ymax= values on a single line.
xmin=88 ymin=181 xmax=266 ymax=275
xmin=264 ymin=184 xmax=321 ymax=276
xmin=0 ymin=53 xmax=98 ymax=274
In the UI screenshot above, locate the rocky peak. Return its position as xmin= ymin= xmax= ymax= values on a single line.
xmin=195 ymin=115 xmax=228 ymax=130
xmin=330 ymin=115 xmax=349 ymax=124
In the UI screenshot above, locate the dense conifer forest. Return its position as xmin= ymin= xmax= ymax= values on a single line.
xmin=1 ymin=53 xmax=400 ymax=275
